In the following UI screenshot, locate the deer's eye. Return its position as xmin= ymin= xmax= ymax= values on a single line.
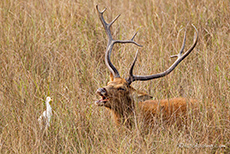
xmin=118 ymin=87 xmax=125 ymax=91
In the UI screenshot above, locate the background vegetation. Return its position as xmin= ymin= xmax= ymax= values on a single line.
xmin=0 ymin=0 xmax=229 ymax=153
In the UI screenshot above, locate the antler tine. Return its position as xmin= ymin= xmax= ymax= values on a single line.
xmin=126 ymin=25 xmax=198 ymax=85
xmin=96 ymin=5 xmax=106 ymax=13
xmin=126 ymin=50 xmax=139 ymax=84
xmin=115 ymin=32 xmax=143 ymax=47
xmin=109 ymin=14 xmax=121 ymax=28
xmin=170 ymin=28 xmax=187 ymax=58
xmin=96 ymin=5 xmax=142 ymax=78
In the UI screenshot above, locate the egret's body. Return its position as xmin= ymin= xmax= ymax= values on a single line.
xmin=38 ymin=97 xmax=52 ymax=130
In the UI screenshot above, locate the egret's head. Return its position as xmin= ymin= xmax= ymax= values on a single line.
xmin=46 ymin=97 xmax=52 ymax=103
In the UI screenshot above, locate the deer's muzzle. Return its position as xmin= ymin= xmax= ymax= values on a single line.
xmin=95 ymin=88 xmax=109 ymax=106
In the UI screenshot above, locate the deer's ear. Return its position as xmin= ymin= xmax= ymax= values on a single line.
xmin=110 ymin=72 xmax=114 ymax=81
xmin=137 ymin=91 xmax=153 ymax=102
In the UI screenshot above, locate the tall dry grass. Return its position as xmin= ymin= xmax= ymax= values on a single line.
xmin=0 ymin=0 xmax=229 ymax=153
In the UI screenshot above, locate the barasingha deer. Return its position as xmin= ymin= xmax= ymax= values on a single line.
xmin=95 ymin=5 xmax=198 ymax=128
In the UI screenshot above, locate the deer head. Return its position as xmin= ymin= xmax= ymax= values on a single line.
xmin=95 ymin=5 xmax=198 ymax=126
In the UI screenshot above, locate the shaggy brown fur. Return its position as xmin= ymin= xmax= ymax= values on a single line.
xmin=95 ymin=75 xmax=198 ymax=128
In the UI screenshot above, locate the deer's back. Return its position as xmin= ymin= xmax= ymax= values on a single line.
xmin=138 ymin=97 xmax=198 ymax=125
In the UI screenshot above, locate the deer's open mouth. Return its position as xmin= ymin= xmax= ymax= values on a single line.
xmin=95 ymin=88 xmax=109 ymax=106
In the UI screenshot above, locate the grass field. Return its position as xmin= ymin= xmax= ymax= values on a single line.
xmin=0 ymin=0 xmax=229 ymax=153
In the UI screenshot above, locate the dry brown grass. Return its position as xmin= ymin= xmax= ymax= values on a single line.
xmin=0 ymin=0 xmax=229 ymax=153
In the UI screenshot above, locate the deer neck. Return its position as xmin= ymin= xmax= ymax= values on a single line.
xmin=109 ymin=94 xmax=135 ymax=128
xmin=111 ymin=86 xmax=152 ymax=127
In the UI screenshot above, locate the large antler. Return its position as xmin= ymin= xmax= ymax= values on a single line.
xmin=126 ymin=25 xmax=198 ymax=84
xmin=96 ymin=5 xmax=198 ymax=85
xmin=96 ymin=5 xmax=142 ymax=78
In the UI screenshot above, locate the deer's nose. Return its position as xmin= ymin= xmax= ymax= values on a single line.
xmin=96 ymin=88 xmax=107 ymax=96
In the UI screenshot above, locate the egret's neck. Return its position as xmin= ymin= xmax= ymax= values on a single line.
xmin=46 ymin=102 xmax=52 ymax=112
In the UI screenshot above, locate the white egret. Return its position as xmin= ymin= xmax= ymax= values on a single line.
xmin=38 ymin=96 xmax=52 ymax=130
